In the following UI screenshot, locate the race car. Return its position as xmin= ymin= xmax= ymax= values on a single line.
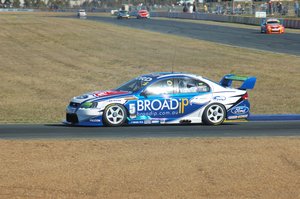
xmin=117 ymin=10 xmax=130 ymax=19
xmin=64 ymin=72 xmax=256 ymax=127
xmin=137 ymin=10 xmax=150 ymax=19
xmin=77 ymin=9 xmax=87 ymax=17
xmin=261 ymin=18 xmax=285 ymax=34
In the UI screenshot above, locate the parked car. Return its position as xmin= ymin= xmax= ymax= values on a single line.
xmin=64 ymin=72 xmax=256 ymax=127
xmin=261 ymin=18 xmax=285 ymax=34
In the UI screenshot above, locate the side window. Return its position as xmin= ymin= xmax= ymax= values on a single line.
xmin=145 ymin=79 xmax=175 ymax=95
xmin=177 ymin=78 xmax=210 ymax=94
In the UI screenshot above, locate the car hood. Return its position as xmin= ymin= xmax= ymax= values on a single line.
xmin=71 ymin=90 xmax=132 ymax=104
xmin=267 ymin=24 xmax=281 ymax=27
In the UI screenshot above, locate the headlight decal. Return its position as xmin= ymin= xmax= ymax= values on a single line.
xmin=81 ymin=101 xmax=98 ymax=108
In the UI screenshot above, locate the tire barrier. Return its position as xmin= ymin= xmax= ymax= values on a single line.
xmin=151 ymin=12 xmax=300 ymax=29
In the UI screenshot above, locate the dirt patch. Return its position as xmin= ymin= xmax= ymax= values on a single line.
xmin=0 ymin=137 xmax=299 ymax=198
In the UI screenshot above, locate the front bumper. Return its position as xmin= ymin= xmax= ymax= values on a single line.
xmin=63 ymin=106 xmax=104 ymax=126
xmin=267 ymin=28 xmax=284 ymax=34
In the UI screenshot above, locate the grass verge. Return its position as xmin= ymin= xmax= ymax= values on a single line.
xmin=0 ymin=12 xmax=299 ymax=123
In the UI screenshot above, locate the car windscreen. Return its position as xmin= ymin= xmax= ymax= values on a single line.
xmin=114 ymin=77 xmax=152 ymax=92
xmin=267 ymin=21 xmax=280 ymax=24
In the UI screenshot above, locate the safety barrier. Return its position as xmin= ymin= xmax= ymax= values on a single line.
xmin=151 ymin=12 xmax=300 ymax=29
xmin=0 ymin=8 xmax=34 ymax=12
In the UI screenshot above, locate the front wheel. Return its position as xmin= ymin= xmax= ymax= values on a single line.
xmin=202 ymin=103 xmax=226 ymax=125
xmin=103 ymin=104 xmax=127 ymax=127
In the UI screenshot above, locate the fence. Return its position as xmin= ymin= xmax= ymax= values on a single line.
xmin=150 ymin=11 xmax=300 ymax=29
xmin=150 ymin=2 xmax=300 ymax=18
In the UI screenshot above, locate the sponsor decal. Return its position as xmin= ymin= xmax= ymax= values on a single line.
xmin=190 ymin=95 xmax=211 ymax=105
xmin=137 ymin=98 xmax=189 ymax=114
xmin=89 ymin=119 xmax=101 ymax=122
xmin=228 ymin=114 xmax=248 ymax=119
xmin=151 ymin=120 xmax=160 ymax=124
xmin=231 ymin=106 xmax=249 ymax=115
xmin=213 ymin=96 xmax=226 ymax=101
xmin=137 ymin=76 xmax=152 ymax=82
xmin=167 ymin=80 xmax=173 ymax=86
xmin=130 ymin=120 xmax=144 ymax=124
xmin=144 ymin=120 xmax=151 ymax=124
xmin=125 ymin=96 xmax=137 ymax=101
xmin=93 ymin=91 xmax=128 ymax=97
xmin=108 ymin=99 xmax=123 ymax=103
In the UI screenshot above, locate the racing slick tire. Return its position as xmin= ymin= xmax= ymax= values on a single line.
xmin=103 ymin=104 xmax=127 ymax=127
xmin=202 ymin=103 xmax=226 ymax=125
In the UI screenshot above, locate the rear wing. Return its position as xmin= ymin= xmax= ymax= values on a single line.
xmin=219 ymin=74 xmax=256 ymax=90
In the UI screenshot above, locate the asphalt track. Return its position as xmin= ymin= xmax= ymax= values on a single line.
xmin=86 ymin=16 xmax=300 ymax=56
xmin=0 ymin=121 xmax=299 ymax=139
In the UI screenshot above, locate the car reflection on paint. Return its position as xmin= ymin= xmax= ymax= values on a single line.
xmin=64 ymin=72 xmax=256 ymax=127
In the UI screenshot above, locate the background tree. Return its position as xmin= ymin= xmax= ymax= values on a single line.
xmin=12 ymin=0 xmax=20 ymax=7
xmin=23 ymin=0 xmax=31 ymax=7
xmin=90 ymin=0 xmax=101 ymax=8
xmin=4 ymin=0 xmax=11 ymax=7
xmin=34 ymin=0 xmax=46 ymax=8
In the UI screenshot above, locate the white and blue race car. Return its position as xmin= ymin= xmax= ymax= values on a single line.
xmin=64 ymin=72 xmax=256 ymax=127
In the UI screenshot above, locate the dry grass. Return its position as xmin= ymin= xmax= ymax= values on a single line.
xmin=0 ymin=12 xmax=299 ymax=123
xmin=0 ymin=138 xmax=299 ymax=199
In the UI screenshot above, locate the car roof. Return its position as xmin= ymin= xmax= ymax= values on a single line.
xmin=267 ymin=18 xmax=280 ymax=22
xmin=141 ymin=72 xmax=201 ymax=79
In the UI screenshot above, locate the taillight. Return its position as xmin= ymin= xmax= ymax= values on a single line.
xmin=242 ymin=93 xmax=248 ymax=100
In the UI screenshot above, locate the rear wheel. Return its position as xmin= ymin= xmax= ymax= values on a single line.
xmin=103 ymin=104 xmax=127 ymax=127
xmin=202 ymin=103 xmax=226 ymax=125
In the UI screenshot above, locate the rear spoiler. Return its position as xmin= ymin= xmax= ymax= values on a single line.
xmin=220 ymin=74 xmax=256 ymax=90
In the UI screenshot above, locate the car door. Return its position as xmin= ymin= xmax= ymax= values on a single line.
xmin=171 ymin=77 xmax=212 ymax=120
xmin=136 ymin=77 xmax=211 ymax=123
xmin=136 ymin=78 xmax=177 ymax=122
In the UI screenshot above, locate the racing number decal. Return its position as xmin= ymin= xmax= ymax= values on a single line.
xmin=129 ymin=103 xmax=136 ymax=114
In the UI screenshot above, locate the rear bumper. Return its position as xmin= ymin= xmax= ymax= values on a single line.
xmin=226 ymin=100 xmax=250 ymax=120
